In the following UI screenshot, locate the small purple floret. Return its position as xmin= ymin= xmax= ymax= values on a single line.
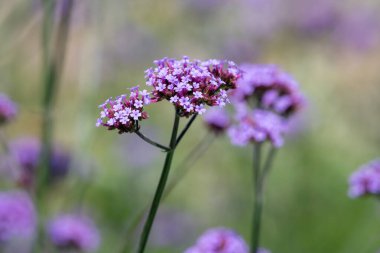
xmin=96 ymin=86 xmax=149 ymax=134
xmin=47 ymin=214 xmax=100 ymax=252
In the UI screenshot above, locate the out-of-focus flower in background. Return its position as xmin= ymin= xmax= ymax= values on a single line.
xmin=2 ymin=137 xmax=71 ymax=188
xmin=348 ymin=159 xmax=380 ymax=198
xmin=184 ymin=227 xmax=270 ymax=253
xmin=228 ymin=109 xmax=288 ymax=148
xmin=0 ymin=191 xmax=36 ymax=242
xmin=0 ymin=93 xmax=17 ymax=126
xmin=203 ymin=107 xmax=231 ymax=135
xmin=47 ymin=213 xmax=100 ymax=252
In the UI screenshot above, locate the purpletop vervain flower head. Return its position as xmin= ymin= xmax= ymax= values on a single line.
xmin=96 ymin=86 xmax=150 ymax=134
xmin=0 ymin=191 xmax=36 ymax=242
xmin=348 ymin=159 xmax=380 ymax=198
xmin=228 ymin=108 xmax=287 ymax=148
xmin=8 ymin=137 xmax=71 ymax=188
xmin=0 ymin=93 xmax=17 ymax=125
xmin=145 ymin=56 xmax=241 ymax=117
xmin=203 ymin=107 xmax=231 ymax=134
xmin=184 ymin=227 xmax=249 ymax=253
xmin=233 ymin=64 xmax=304 ymax=117
xmin=47 ymin=214 xmax=100 ymax=252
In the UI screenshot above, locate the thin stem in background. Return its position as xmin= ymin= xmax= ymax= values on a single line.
xmin=175 ymin=114 xmax=197 ymax=146
xmin=135 ymin=109 xmax=180 ymax=253
xmin=251 ymin=144 xmax=277 ymax=253
xmin=119 ymin=133 xmax=215 ymax=253
xmin=135 ymin=130 xmax=170 ymax=152
xmin=251 ymin=143 xmax=262 ymax=253
xmin=34 ymin=0 xmax=74 ymax=252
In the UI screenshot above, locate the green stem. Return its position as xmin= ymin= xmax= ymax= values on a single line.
xmin=251 ymin=145 xmax=277 ymax=253
xmin=135 ymin=109 xmax=180 ymax=253
xmin=175 ymin=114 xmax=197 ymax=146
xmin=251 ymin=143 xmax=262 ymax=253
xmin=34 ymin=0 xmax=74 ymax=252
xmin=119 ymin=133 xmax=214 ymax=253
xmin=135 ymin=130 xmax=171 ymax=152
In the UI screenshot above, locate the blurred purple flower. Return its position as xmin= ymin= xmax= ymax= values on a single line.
xmin=47 ymin=214 xmax=100 ymax=252
xmin=233 ymin=64 xmax=304 ymax=117
xmin=334 ymin=8 xmax=380 ymax=51
xmin=184 ymin=228 xmax=249 ymax=253
xmin=348 ymin=159 xmax=380 ymax=198
xmin=292 ymin=0 xmax=339 ymax=36
xmin=0 ymin=191 xmax=36 ymax=242
xmin=0 ymin=93 xmax=17 ymax=125
xmin=203 ymin=108 xmax=231 ymax=135
xmin=228 ymin=108 xmax=287 ymax=147
xmin=7 ymin=137 xmax=71 ymax=188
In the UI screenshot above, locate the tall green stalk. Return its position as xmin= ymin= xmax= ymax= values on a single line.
xmin=251 ymin=145 xmax=276 ymax=253
xmin=135 ymin=109 xmax=180 ymax=253
xmin=34 ymin=0 xmax=74 ymax=251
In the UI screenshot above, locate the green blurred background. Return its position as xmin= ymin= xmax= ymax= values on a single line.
xmin=1 ymin=0 xmax=380 ymax=252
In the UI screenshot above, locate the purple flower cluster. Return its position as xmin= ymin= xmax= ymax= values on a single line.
xmin=348 ymin=159 xmax=380 ymax=198
xmin=184 ymin=228 xmax=249 ymax=253
xmin=47 ymin=214 xmax=100 ymax=252
xmin=145 ymin=56 xmax=241 ymax=117
xmin=6 ymin=137 xmax=70 ymax=188
xmin=203 ymin=108 xmax=231 ymax=134
xmin=96 ymin=86 xmax=150 ymax=133
xmin=184 ymin=227 xmax=271 ymax=253
xmin=0 ymin=93 xmax=17 ymax=125
xmin=228 ymin=109 xmax=287 ymax=148
xmin=225 ymin=64 xmax=304 ymax=147
xmin=0 ymin=191 xmax=36 ymax=242
xmin=233 ymin=64 xmax=304 ymax=117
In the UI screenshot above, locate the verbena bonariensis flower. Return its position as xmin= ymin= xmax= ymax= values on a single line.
xmin=0 ymin=93 xmax=17 ymax=125
xmin=0 ymin=191 xmax=36 ymax=242
xmin=233 ymin=64 xmax=304 ymax=117
xmin=184 ymin=228 xmax=249 ymax=253
xmin=145 ymin=56 xmax=241 ymax=117
xmin=203 ymin=107 xmax=231 ymax=134
xmin=348 ymin=159 xmax=380 ymax=198
xmin=7 ymin=137 xmax=70 ymax=188
xmin=47 ymin=214 xmax=100 ymax=252
xmin=96 ymin=86 xmax=150 ymax=133
xmin=228 ymin=108 xmax=287 ymax=148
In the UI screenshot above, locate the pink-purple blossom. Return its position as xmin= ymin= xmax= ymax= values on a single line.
xmin=348 ymin=159 xmax=380 ymax=198
xmin=96 ymin=86 xmax=150 ymax=133
xmin=184 ymin=228 xmax=249 ymax=253
xmin=233 ymin=64 xmax=304 ymax=117
xmin=145 ymin=56 xmax=241 ymax=117
xmin=47 ymin=214 xmax=100 ymax=252
xmin=0 ymin=93 xmax=17 ymax=125
xmin=228 ymin=108 xmax=287 ymax=148
xmin=0 ymin=191 xmax=36 ymax=242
